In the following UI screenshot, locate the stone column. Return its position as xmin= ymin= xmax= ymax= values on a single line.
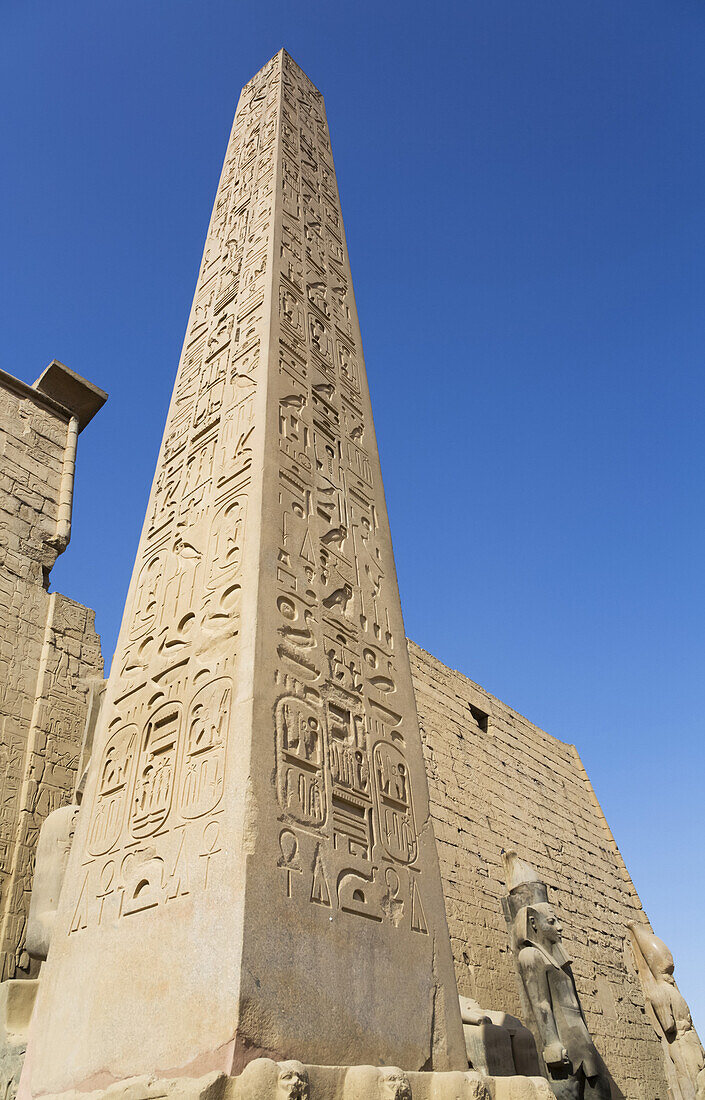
xmin=24 ymin=50 xmax=465 ymax=1097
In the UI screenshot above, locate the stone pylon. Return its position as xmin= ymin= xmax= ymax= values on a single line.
xmin=23 ymin=50 xmax=466 ymax=1096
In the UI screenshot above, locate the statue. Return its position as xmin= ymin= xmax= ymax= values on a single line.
xmin=378 ymin=1068 xmax=413 ymax=1100
xmin=459 ymin=995 xmax=540 ymax=1077
xmin=0 ymin=803 xmax=80 ymax=1100
xmin=236 ymin=1058 xmax=309 ymax=1100
xmin=342 ymin=1065 xmax=411 ymax=1100
xmin=627 ymin=922 xmax=705 ymax=1100
xmin=276 ymin=1061 xmax=309 ymax=1100
xmin=428 ymin=1072 xmax=493 ymax=1100
xmin=502 ymin=852 xmax=610 ymax=1100
xmin=25 ymin=804 xmax=80 ymax=962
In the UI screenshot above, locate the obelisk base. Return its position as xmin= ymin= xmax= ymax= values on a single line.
xmin=30 ymin=1063 xmax=554 ymax=1100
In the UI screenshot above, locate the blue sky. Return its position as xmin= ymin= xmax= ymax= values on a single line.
xmin=4 ymin=0 xmax=704 ymax=1033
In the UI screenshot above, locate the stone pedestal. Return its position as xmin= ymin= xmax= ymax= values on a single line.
xmin=28 ymin=1065 xmax=554 ymax=1100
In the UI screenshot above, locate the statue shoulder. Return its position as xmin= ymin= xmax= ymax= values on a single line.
xmin=518 ymin=945 xmax=547 ymax=973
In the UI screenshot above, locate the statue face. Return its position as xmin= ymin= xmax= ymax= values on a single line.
xmin=379 ymin=1068 xmax=412 ymax=1100
xmin=277 ymin=1061 xmax=308 ymax=1100
xmin=532 ymin=904 xmax=563 ymax=946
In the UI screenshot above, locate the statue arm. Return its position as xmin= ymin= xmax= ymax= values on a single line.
xmin=25 ymin=909 xmax=53 ymax=962
xmin=459 ymin=996 xmax=491 ymax=1026
xmin=519 ymin=947 xmax=566 ymax=1069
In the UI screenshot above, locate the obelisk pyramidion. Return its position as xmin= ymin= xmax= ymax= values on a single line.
xmin=24 ymin=50 xmax=466 ymax=1093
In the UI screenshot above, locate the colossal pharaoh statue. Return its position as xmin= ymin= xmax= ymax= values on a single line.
xmin=502 ymin=853 xmax=610 ymax=1100
xmin=627 ymin=923 xmax=705 ymax=1100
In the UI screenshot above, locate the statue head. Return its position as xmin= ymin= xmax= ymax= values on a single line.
xmin=514 ymin=902 xmax=570 ymax=967
xmin=627 ymin=921 xmax=676 ymax=983
xmin=236 ymin=1058 xmax=279 ymax=1100
xmin=26 ymin=804 xmax=81 ymax=961
xmin=502 ymin=850 xmax=549 ymax=921
xmin=277 ymin=1060 xmax=308 ymax=1100
xmin=429 ymin=1071 xmax=490 ymax=1100
xmin=378 ymin=1067 xmax=412 ymax=1100
xmin=343 ymin=1066 xmax=411 ymax=1100
xmin=528 ymin=903 xmax=563 ymax=946
xmin=503 ymin=850 xmax=542 ymax=892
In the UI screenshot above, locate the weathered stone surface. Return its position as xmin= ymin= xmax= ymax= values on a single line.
xmin=0 ymin=980 xmax=38 ymax=1100
xmin=4 ymin=44 xmax=683 ymax=1100
xmin=0 ymin=364 xmax=104 ymax=982
xmin=22 ymin=50 xmax=465 ymax=1096
xmin=409 ymin=642 xmax=672 ymax=1100
xmin=32 ymin=362 xmax=106 ymax=434
xmin=25 ymin=1065 xmax=554 ymax=1100
xmin=236 ymin=1059 xmax=309 ymax=1100
xmin=26 ymin=805 xmax=80 ymax=963
xmin=459 ymin=997 xmax=539 ymax=1078
xmin=626 ymin=923 xmax=705 ymax=1100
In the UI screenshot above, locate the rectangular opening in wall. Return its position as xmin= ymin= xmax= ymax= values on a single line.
xmin=469 ymin=704 xmax=489 ymax=733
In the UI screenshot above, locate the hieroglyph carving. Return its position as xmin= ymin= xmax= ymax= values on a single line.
xmin=270 ymin=51 xmax=431 ymax=936
xmin=62 ymin=54 xmax=279 ymax=934
xmin=67 ymin=50 xmax=438 ymax=939
xmin=26 ymin=51 xmax=464 ymax=1089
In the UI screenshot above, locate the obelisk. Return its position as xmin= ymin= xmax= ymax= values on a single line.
xmin=24 ymin=50 xmax=466 ymax=1095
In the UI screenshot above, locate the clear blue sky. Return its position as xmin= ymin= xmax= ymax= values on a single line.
xmin=4 ymin=0 xmax=704 ymax=1034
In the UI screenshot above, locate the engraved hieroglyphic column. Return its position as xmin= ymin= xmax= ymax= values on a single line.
xmin=24 ymin=51 xmax=466 ymax=1095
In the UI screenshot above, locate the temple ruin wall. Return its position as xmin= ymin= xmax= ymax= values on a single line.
xmin=409 ymin=640 xmax=669 ymax=1100
xmin=0 ymin=369 xmax=104 ymax=980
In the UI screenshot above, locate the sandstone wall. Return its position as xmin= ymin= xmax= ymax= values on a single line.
xmin=0 ymin=369 xmax=104 ymax=980
xmin=409 ymin=641 xmax=668 ymax=1100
